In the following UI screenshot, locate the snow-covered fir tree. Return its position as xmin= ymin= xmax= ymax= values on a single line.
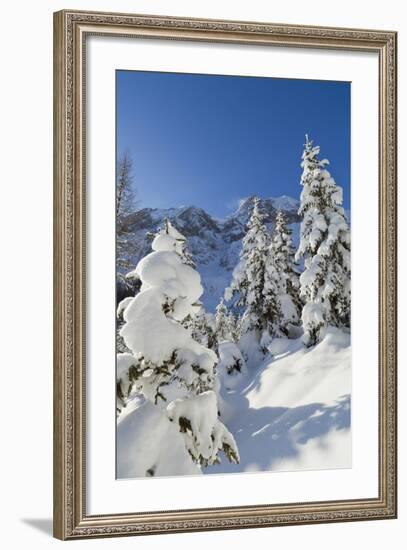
xmin=116 ymin=151 xmax=137 ymax=272
xmin=185 ymin=308 xmax=217 ymax=351
xmin=295 ymin=135 xmax=351 ymax=346
xmin=213 ymin=299 xmax=246 ymax=381
xmin=153 ymin=219 xmax=216 ymax=347
xmin=214 ymin=299 xmax=241 ymax=345
xmin=268 ymin=209 xmax=302 ymax=335
xmin=226 ymin=197 xmax=282 ymax=351
xmin=117 ymin=223 xmax=239 ymax=467
xmin=163 ymin=218 xmax=195 ymax=267
xmin=218 ymin=341 xmax=246 ymax=380
xmin=227 ymin=312 xmax=241 ymax=343
xmin=262 ymin=240 xmax=282 ymax=345
xmin=215 ymin=299 xmax=233 ymax=343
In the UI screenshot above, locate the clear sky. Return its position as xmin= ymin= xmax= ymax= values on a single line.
xmin=117 ymin=70 xmax=350 ymax=218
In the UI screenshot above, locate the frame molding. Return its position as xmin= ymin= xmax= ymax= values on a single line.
xmin=53 ymin=9 xmax=397 ymax=540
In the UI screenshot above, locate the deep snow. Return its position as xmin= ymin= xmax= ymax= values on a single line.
xmin=117 ymin=400 xmax=200 ymax=478
xmin=206 ymin=326 xmax=351 ymax=475
xmin=117 ymin=326 xmax=351 ymax=478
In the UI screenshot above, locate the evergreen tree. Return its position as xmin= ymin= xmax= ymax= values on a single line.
xmin=262 ymin=238 xmax=282 ymax=344
xmin=269 ymin=209 xmax=302 ymax=335
xmin=117 ymin=224 xmax=239 ymax=467
xmin=296 ymin=135 xmax=351 ymax=346
xmin=214 ymin=299 xmax=241 ymax=345
xmin=158 ymin=217 xmax=216 ymax=353
xmin=215 ymin=299 xmax=233 ymax=343
xmin=226 ymin=197 xmax=281 ymax=348
xmin=116 ymin=151 xmax=136 ymax=227
xmin=116 ymin=151 xmax=138 ymax=271
xmin=162 ymin=218 xmax=195 ymax=267
xmin=227 ymin=311 xmax=241 ymax=343
xmin=186 ymin=308 xmax=217 ymax=351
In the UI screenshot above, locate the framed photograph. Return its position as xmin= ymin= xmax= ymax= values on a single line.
xmin=53 ymin=10 xmax=397 ymax=540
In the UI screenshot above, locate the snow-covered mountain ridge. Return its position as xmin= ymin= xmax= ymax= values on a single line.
xmin=119 ymin=196 xmax=301 ymax=311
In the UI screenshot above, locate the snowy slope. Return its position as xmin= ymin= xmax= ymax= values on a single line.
xmin=206 ymin=327 xmax=351 ymax=475
xmin=118 ymin=196 xmax=301 ymax=311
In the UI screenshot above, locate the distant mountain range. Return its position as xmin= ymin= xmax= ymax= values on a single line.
xmin=119 ymin=195 xmax=301 ymax=311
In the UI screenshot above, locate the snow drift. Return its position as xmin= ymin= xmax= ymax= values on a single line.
xmin=206 ymin=327 xmax=351 ymax=475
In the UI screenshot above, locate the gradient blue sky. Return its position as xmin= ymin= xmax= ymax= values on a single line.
xmin=117 ymin=71 xmax=350 ymax=218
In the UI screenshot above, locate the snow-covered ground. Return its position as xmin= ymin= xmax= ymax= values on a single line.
xmin=117 ymin=326 xmax=351 ymax=478
xmin=207 ymin=326 xmax=351 ymax=475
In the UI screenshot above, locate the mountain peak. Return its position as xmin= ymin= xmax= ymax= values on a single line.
xmin=270 ymin=195 xmax=300 ymax=212
xmin=231 ymin=195 xmax=299 ymax=221
xmin=119 ymin=196 xmax=301 ymax=310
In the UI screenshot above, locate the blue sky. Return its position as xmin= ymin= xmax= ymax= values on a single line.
xmin=117 ymin=71 xmax=350 ymax=218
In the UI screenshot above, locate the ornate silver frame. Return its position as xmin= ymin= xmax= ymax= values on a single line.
xmin=53 ymin=9 xmax=397 ymax=540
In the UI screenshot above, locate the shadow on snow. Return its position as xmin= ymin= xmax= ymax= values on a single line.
xmin=206 ymin=391 xmax=350 ymax=475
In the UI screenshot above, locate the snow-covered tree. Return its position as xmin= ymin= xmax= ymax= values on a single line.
xmin=167 ymin=391 xmax=239 ymax=466
xmin=296 ymin=135 xmax=351 ymax=346
xmin=116 ymin=151 xmax=138 ymax=271
xmin=218 ymin=341 xmax=246 ymax=379
xmin=227 ymin=312 xmax=241 ymax=343
xmin=184 ymin=308 xmax=217 ymax=351
xmin=214 ymin=299 xmax=242 ymax=345
xmin=268 ymin=209 xmax=302 ymax=335
xmin=117 ymin=151 xmax=136 ymax=226
xmin=215 ymin=299 xmax=233 ymax=343
xmin=116 ymin=352 xmax=141 ymax=413
xmin=226 ymin=197 xmax=281 ymax=349
xmin=117 ymin=223 xmax=239 ymax=468
xmin=261 ymin=244 xmax=282 ymax=346
xmin=160 ymin=218 xmax=195 ymax=267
